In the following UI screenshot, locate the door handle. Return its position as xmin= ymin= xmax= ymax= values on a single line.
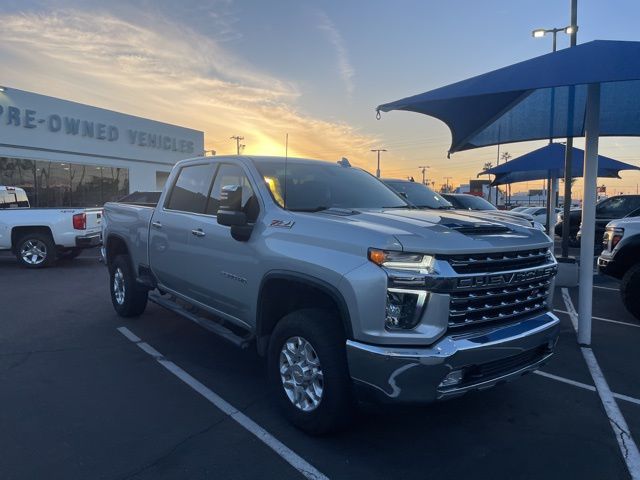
xmin=191 ymin=228 xmax=206 ymax=237
xmin=151 ymin=221 xmax=163 ymax=229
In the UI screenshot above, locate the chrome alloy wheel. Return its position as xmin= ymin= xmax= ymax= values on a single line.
xmin=113 ymin=268 xmax=126 ymax=305
xmin=279 ymin=336 xmax=324 ymax=412
xmin=20 ymin=239 xmax=47 ymax=265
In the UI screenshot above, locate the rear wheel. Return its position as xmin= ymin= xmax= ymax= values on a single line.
xmin=267 ymin=309 xmax=353 ymax=435
xmin=620 ymin=264 xmax=640 ymax=321
xmin=110 ymin=255 xmax=148 ymax=317
xmin=15 ymin=233 xmax=55 ymax=268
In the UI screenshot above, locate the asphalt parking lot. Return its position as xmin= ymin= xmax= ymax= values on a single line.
xmin=1 ymin=251 xmax=639 ymax=480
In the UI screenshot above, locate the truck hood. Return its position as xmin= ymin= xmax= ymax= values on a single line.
xmin=307 ymin=208 xmax=551 ymax=255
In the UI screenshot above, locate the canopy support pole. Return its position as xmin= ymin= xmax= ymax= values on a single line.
xmin=578 ymin=83 xmax=601 ymax=346
xmin=549 ymin=177 xmax=558 ymax=234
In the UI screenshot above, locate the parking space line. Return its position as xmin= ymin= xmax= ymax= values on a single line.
xmin=554 ymin=309 xmax=640 ymax=329
xmin=116 ymin=327 xmax=329 ymax=480
xmin=534 ymin=370 xmax=640 ymax=407
xmin=560 ymin=289 xmax=640 ymax=478
xmin=593 ymin=285 xmax=619 ymax=291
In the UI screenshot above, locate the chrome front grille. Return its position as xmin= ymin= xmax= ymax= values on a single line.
xmin=440 ymin=248 xmax=551 ymax=274
xmin=442 ymin=246 xmax=557 ymax=331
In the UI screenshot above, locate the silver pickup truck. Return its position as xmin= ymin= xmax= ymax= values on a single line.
xmin=103 ymin=155 xmax=559 ymax=434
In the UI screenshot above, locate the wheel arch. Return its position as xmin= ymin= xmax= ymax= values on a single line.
xmin=255 ymin=271 xmax=353 ymax=356
xmin=613 ymin=237 xmax=640 ymax=277
xmin=105 ymin=234 xmax=131 ymax=269
xmin=11 ymin=226 xmax=54 ymax=253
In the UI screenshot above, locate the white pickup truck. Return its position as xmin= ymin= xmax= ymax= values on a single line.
xmin=0 ymin=186 xmax=103 ymax=268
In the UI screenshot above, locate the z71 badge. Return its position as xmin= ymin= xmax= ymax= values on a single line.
xmin=270 ymin=219 xmax=295 ymax=229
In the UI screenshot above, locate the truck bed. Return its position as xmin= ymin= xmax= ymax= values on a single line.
xmin=102 ymin=202 xmax=155 ymax=268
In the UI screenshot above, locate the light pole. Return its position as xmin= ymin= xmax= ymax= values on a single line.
xmin=371 ymin=149 xmax=387 ymax=178
xmin=533 ymin=23 xmax=578 ymax=234
xmin=419 ymin=165 xmax=430 ymax=185
xmin=532 ymin=25 xmax=577 ymax=53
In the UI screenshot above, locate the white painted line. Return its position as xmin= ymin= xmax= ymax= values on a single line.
xmin=554 ymin=309 xmax=640 ymax=329
xmin=561 ymin=291 xmax=640 ymax=478
xmin=116 ymin=327 xmax=328 ymax=480
xmin=116 ymin=326 xmax=141 ymax=343
xmin=582 ymin=348 xmax=640 ymax=476
xmin=534 ymin=370 xmax=640 ymax=407
xmin=560 ymin=288 xmax=578 ymax=331
xmin=594 ymin=285 xmax=619 ymax=291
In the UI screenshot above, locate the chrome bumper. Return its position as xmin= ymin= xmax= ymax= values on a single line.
xmin=346 ymin=311 xmax=560 ymax=403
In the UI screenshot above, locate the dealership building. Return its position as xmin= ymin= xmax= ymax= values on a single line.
xmin=0 ymin=87 xmax=204 ymax=207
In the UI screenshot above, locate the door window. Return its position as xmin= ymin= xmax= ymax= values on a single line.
xmin=206 ymin=164 xmax=259 ymax=221
xmin=165 ymin=164 xmax=216 ymax=214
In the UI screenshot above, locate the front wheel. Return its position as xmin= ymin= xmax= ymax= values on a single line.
xmin=620 ymin=264 xmax=640 ymax=321
xmin=110 ymin=255 xmax=148 ymax=317
xmin=267 ymin=309 xmax=354 ymax=435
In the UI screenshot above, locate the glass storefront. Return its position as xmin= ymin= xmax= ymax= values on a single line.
xmin=0 ymin=157 xmax=128 ymax=207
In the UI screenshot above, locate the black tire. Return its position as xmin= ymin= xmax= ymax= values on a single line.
xmin=109 ymin=255 xmax=148 ymax=317
xmin=15 ymin=232 xmax=56 ymax=268
xmin=620 ymin=264 xmax=640 ymax=321
xmin=267 ymin=309 xmax=354 ymax=435
xmin=57 ymin=248 xmax=82 ymax=261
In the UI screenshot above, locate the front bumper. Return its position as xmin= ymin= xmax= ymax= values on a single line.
xmin=597 ymin=250 xmax=622 ymax=278
xmin=75 ymin=233 xmax=102 ymax=248
xmin=346 ymin=311 xmax=560 ymax=403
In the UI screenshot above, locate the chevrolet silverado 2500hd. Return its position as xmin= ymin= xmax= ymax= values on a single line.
xmin=103 ymin=156 xmax=559 ymax=434
xmin=0 ymin=186 xmax=102 ymax=267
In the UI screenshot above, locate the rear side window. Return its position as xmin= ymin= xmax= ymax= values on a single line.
xmin=166 ymin=164 xmax=216 ymax=214
xmin=0 ymin=190 xmax=29 ymax=209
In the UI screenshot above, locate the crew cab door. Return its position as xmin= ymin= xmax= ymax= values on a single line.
xmin=187 ymin=162 xmax=261 ymax=323
xmin=149 ymin=162 xmax=217 ymax=294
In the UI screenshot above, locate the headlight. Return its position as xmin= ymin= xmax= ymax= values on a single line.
xmin=605 ymin=227 xmax=624 ymax=250
xmin=368 ymin=249 xmax=435 ymax=273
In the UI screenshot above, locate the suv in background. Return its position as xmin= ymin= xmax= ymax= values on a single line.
xmin=598 ymin=208 xmax=640 ymax=321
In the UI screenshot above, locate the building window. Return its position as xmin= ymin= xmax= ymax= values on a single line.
xmin=0 ymin=157 xmax=129 ymax=207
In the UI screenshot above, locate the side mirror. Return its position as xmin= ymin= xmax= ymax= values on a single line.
xmin=217 ymin=210 xmax=247 ymax=227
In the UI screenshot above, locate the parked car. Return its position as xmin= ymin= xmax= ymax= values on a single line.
xmin=521 ymin=206 xmax=562 ymax=226
xmin=510 ymin=206 xmax=532 ymax=213
xmin=574 ymin=196 xmax=640 ymax=250
xmin=0 ymin=186 xmax=103 ymax=268
xmin=103 ymin=155 xmax=559 ymax=434
xmin=554 ymin=208 xmax=582 ymax=247
xmin=598 ymin=210 xmax=640 ymax=321
xmin=384 ymin=180 xmax=540 ymax=229
xmin=440 ymin=192 xmax=542 ymax=228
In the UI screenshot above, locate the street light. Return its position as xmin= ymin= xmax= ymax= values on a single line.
xmin=531 ymin=26 xmax=578 ymax=51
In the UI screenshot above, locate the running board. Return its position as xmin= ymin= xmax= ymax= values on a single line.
xmin=149 ymin=293 xmax=253 ymax=349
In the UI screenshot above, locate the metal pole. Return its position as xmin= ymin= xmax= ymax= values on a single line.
xmin=376 ymin=151 xmax=381 ymax=178
xmin=578 ymin=82 xmax=600 ymax=346
xmin=561 ymin=0 xmax=578 ymax=257
xmin=495 ymin=143 xmax=500 ymax=205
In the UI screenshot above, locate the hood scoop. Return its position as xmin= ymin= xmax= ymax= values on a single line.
xmin=441 ymin=221 xmax=512 ymax=235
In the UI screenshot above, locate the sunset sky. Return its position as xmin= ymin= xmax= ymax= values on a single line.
xmin=2 ymin=0 xmax=640 ymax=195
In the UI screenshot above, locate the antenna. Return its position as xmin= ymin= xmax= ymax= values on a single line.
xmin=284 ymin=133 xmax=288 ymax=209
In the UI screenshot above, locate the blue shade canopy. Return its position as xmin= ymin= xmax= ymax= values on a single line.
xmin=377 ymin=41 xmax=640 ymax=154
xmin=479 ymin=143 xmax=640 ymax=185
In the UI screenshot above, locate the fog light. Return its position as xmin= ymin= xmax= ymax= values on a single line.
xmin=439 ymin=369 xmax=464 ymax=388
xmin=385 ymin=288 xmax=427 ymax=330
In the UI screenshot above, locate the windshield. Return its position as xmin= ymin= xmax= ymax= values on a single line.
xmin=446 ymin=194 xmax=496 ymax=211
xmin=254 ymin=160 xmax=409 ymax=211
xmin=384 ymin=180 xmax=452 ymax=209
